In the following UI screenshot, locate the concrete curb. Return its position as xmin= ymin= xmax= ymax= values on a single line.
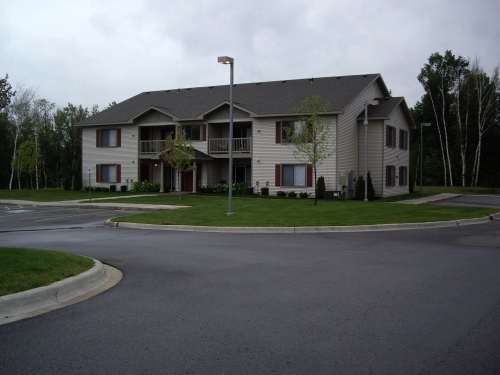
xmin=0 ymin=259 xmax=119 ymax=325
xmin=107 ymin=213 xmax=498 ymax=233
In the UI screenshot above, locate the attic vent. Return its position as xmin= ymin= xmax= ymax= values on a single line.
xmin=209 ymin=86 xmax=213 ymax=89
xmin=145 ymin=92 xmax=150 ymax=94
xmin=177 ymin=89 xmax=180 ymax=93
xmin=363 ymin=74 xmax=367 ymax=77
xmin=309 ymin=78 xmax=314 ymax=83
xmin=336 ymin=76 xmax=341 ymax=79
xmin=187 ymin=88 xmax=191 ymax=90
xmin=165 ymin=90 xmax=170 ymax=92
xmin=282 ymin=80 xmax=287 ymax=83
xmin=256 ymin=82 xmax=261 ymax=85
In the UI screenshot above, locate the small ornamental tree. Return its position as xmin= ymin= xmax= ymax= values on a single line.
xmin=11 ymin=138 xmax=40 ymax=189
xmin=160 ymin=130 xmax=196 ymax=200
xmin=284 ymin=95 xmax=335 ymax=205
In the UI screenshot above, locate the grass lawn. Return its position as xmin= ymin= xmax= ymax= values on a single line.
xmin=110 ymin=194 xmax=498 ymax=227
xmin=0 ymin=248 xmax=94 ymax=297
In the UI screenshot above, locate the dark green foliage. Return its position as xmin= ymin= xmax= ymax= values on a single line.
xmin=299 ymin=192 xmax=310 ymax=198
xmin=355 ymin=176 xmax=364 ymax=200
xmin=131 ymin=180 xmax=160 ymax=193
xmin=287 ymin=191 xmax=297 ymax=198
xmin=316 ymin=176 xmax=325 ymax=199
xmin=207 ymin=182 xmax=247 ymax=195
xmin=367 ymin=172 xmax=375 ymax=200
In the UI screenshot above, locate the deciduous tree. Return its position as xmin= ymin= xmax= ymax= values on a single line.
xmin=284 ymin=95 xmax=335 ymax=205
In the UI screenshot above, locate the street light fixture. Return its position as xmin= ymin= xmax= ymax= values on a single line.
xmin=420 ymin=123 xmax=431 ymax=194
xmin=218 ymin=56 xmax=235 ymax=216
xmin=364 ymin=99 xmax=379 ymax=202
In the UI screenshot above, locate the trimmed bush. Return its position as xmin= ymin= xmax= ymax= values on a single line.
xmin=316 ymin=176 xmax=325 ymax=199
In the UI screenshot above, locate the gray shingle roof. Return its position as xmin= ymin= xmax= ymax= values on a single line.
xmin=78 ymin=74 xmax=389 ymax=126
xmin=357 ymin=96 xmax=416 ymax=129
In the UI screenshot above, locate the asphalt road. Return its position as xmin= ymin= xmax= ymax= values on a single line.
xmin=0 ymin=203 xmax=499 ymax=374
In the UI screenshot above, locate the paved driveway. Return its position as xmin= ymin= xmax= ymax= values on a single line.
xmin=433 ymin=194 xmax=500 ymax=209
xmin=0 ymin=208 xmax=499 ymax=374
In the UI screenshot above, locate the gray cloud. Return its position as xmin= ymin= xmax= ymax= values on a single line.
xmin=1 ymin=0 xmax=499 ymax=111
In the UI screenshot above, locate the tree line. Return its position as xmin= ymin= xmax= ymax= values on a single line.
xmin=1 ymin=50 xmax=499 ymax=191
xmin=411 ymin=51 xmax=500 ymax=188
xmin=0 ymin=75 xmax=102 ymax=190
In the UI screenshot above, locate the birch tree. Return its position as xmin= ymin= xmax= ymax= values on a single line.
xmin=6 ymin=85 xmax=37 ymax=190
xmin=285 ymin=95 xmax=335 ymax=205
xmin=470 ymin=60 xmax=500 ymax=186
xmin=418 ymin=51 xmax=467 ymax=186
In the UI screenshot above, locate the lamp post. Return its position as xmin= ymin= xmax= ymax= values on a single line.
xmin=364 ymin=99 xmax=379 ymax=202
xmin=218 ymin=56 xmax=235 ymax=216
xmin=420 ymin=123 xmax=431 ymax=194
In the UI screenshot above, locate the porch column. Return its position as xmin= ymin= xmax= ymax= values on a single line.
xmin=160 ymin=160 xmax=164 ymax=192
xmin=192 ymin=161 xmax=197 ymax=192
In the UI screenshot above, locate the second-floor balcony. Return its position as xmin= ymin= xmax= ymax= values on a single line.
xmin=209 ymin=137 xmax=251 ymax=155
xmin=140 ymin=137 xmax=252 ymax=157
xmin=140 ymin=140 xmax=166 ymax=154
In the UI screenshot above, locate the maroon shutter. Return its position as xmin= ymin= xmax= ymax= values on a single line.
xmin=202 ymin=124 xmax=207 ymax=141
xmin=96 ymin=129 xmax=100 ymax=147
xmin=275 ymin=121 xmax=282 ymax=143
xmin=306 ymin=165 xmax=313 ymax=187
xmin=275 ymin=164 xmax=281 ymax=186
xmin=116 ymin=164 xmax=121 ymax=183
xmin=116 ymin=128 xmax=121 ymax=147
xmin=96 ymin=164 xmax=100 ymax=182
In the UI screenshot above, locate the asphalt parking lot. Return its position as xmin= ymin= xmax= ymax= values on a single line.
xmin=0 ymin=204 xmax=141 ymax=232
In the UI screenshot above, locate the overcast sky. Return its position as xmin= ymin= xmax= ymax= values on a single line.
xmin=2 ymin=0 xmax=499 ymax=111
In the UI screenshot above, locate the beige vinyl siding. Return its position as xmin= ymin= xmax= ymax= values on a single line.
xmin=337 ymin=82 xmax=386 ymax=190
xmin=358 ymin=120 xmax=384 ymax=196
xmin=205 ymin=106 xmax=250 ymax=121
xmin=383 ymin=106 xmax=411 ymax=197
xmin=251 ymin=116 xmax=336 ymax=196
xmin=81 ymin=125 xmax=139 ymax=188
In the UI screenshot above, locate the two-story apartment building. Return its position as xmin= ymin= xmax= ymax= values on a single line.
xmin=78 ymin=74 xmax=415 ymax=198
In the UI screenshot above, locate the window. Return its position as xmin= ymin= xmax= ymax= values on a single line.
xmin=386 ymin=126 xmax=396 ymax=147
xmin=399 ymin=129 xmax=408 ymax=150
xmin=386 ymin=165 xmax=395 ymax=187
xmin=97 ymin=129 xmax=120 ymax=147
xmin=96 ymin=164 xmax=121 ymax=183
xmin=399 ymin=166 xmax=408 ymax=186
xmin=281 ymin=121 xmax=302 ymax=142
xmin=182 ymin=125 xmax=201 ymax=141
xmin=275 ymin=164 xmax=313 ymax=187
xmin=282 ymin=165 xmax=306 ymax=186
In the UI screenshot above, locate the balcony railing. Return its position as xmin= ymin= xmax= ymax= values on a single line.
xmin=140 ymin=140 xmax=166 ymax=154
xmin=140 ymin=137 xmax=252 ymax=156
xmin=209 ymin=137 xmax=251 ymax=154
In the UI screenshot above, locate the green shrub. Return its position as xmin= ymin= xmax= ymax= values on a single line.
xmin=367 ymin=171 xmax=375 ymax=201
xmin=299 ymin=192 xmax=310 ymax=199
xmin=287 ymin=191 xmax=297 ymax=198
xmin=131 ymin=180 xmax=158 ymax=193
xmin=316 ymin=176 xmax=325 ymax=199
xmin=276 ymin=191 xmax=287 ymax=197
xmin=354 ymin=176 xmax=364 ymax=200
